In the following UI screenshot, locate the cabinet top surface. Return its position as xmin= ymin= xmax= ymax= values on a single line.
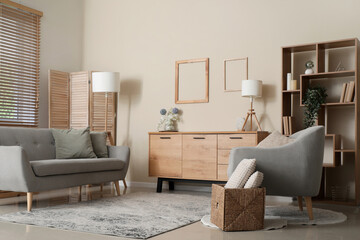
xmin=148 ymin=131 xmax=268 ymax=135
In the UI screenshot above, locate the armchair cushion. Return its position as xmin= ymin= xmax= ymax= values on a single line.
xmin=225 ymin=158 xmax=256 ymax=189
xmin=257 ymin=131 xmax=294 ymax=148
xmin=31 ymin=158 xmax=124 ymax=177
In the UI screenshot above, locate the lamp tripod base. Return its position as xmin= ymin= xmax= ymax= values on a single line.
xmin=241 ymin=98 xmax=262 ymax=131
xmin=241 ymin=109 xmax=262 ymax=131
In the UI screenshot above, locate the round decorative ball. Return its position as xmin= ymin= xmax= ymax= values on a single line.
xmin=160 ymin=109 xmax=167 ymax=115
xmin=172 ymin=108 xmax=179 ymax=114
xmin=305 ymin=61 xmax=314 ymax=69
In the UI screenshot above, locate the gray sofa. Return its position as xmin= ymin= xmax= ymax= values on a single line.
xmin=0 ymin=126 xmax=130 ymax=211
xmin=228 ymin=126 xmax=325 ymax=220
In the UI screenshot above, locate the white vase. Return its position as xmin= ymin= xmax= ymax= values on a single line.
xmin=305 ymin=68 xmax=314 ymax=75
xmin=287 ymin=73 xmax=292 ymax=90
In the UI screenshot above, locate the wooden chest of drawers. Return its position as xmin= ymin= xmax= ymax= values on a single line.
xmin=149 ymin=131 xmax=269 ymax=191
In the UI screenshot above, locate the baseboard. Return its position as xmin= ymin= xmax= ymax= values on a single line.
xmin=126 ymin=181 xmax=212 ymax=192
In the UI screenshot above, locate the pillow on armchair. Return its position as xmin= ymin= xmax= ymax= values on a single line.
xmin=51 ymin=127 xmax=97 ymax=159
xmin=257 ymin=131 xmax=295 ymax=148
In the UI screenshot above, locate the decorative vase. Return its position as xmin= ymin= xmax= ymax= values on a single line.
xmin=305 ymin=68 xmax=314 ymax=74
xmin=305 ymin=61 xmax=314 ymax=75
xmin=287 ymin=73 xmax=292 ymax=90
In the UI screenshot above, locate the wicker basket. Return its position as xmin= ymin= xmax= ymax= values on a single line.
xmin=210 ymin=184 xmax=265 ymax=231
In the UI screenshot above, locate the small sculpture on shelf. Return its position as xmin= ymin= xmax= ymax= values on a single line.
xmin=157 ymin=107 xmax=180 ymax=132
xmin=305 ymin=61 xmax=314 ymax=74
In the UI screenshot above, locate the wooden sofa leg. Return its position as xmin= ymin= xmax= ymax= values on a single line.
xmin=122 ymin=179 xmax=128 ymax=188
xmin=305 ymin=196 xmax=314 ymax=220
xmin=297 ymin=196 xmax=303 ymax=211
xmin=114 ymin=181 xmax=121 ymax=196
xmin=27 ymin=192 xmax=33 ymax=211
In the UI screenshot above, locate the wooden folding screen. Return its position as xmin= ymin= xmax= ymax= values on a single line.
xmin=48 ymin=70 xmax=117 ymax=144
xmin=48 ymin=70 xmax=70 ymax=129
xmin=70 ymin=72 xmax=90 ymax=129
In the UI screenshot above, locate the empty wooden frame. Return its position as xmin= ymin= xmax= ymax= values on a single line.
xmin=224 ymin=57 xmax=248 ymax=92
xmin=175 ymin=58 xmax=209 ymax=104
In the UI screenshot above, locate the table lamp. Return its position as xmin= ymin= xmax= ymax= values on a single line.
xmin=241 ymin=79 xmax=262 ymax=131
xmin=92 ymin=72 xmax=120 ymax=144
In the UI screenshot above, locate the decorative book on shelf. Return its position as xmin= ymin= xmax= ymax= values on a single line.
xmin=282 ymin=116 xmax=294 ymax=136
xmin=339 ymin=81 xmax=355 ymax=103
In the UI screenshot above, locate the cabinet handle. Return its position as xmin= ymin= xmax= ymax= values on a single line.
xmin=230 ymin=137 xmax=243 ymax=139
xmin=193 ymin=137 xmax=205 ymax=140
xmin=160 ymin=137 xmax=171 ymax=139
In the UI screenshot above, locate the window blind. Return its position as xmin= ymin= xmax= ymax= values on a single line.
xmin=0 ymin=2 xmax=41 ymax=127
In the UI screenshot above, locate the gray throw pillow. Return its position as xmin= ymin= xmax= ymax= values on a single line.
xmin=90 ymin=131 xmax=109 ymax=158
xmin=51 ymin=127 xmax=97 ymax=159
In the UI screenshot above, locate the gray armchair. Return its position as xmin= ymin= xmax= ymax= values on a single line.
xmin=228 ymin=126 xmax=325 ymax=220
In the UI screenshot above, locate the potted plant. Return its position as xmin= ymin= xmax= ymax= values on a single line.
xmin=303 ymin=86 xmax=327 ymax=128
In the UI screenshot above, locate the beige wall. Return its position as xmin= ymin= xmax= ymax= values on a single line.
xmin=80 ymin=0 xmax=360 ymax=183
xmin=17 ymin=0 xmax=85 ymax=127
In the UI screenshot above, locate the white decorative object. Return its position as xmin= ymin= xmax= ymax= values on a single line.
xmin=305 ymin=68 xmax=314 ymax=74
xmin=157 ymin=108 xmax=180 ymax=132
xmin=241 ymin=80 xmax=262 ymax=131
xmin=305 ymin=61 xmax=314 ymax=75
xmin=287 ymin=73 xmax=292 ymax=90
xmin=224 ymin=158 xmax=256 ymax=189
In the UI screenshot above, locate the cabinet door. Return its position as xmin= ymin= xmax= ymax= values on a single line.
xmin=217 ymin=164 xmax=228 ymax=181
xmin=182 ymin=134 xmax=217 ymax=180
xmin=149 ymin=135 xmax=182 ymax=177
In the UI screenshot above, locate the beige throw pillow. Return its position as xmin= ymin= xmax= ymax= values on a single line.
xmin=257 ymin=131 xmax=295 ymax=148
xmin=224 ymin=158 xmax=256 ymax=189
xmin=244 ymin=171 xmax=264 ymax=189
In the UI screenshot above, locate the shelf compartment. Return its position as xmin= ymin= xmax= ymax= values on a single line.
xmin=334 ymin=149 xmax=355 ymax=153
xmin=317 ymin=38 xmax=357 ymax=50
xmin=300 ymin=71 xmax=356 ymax=106
xmin=282 ymin=90 xmax=300 ymax=94
xmin=323 ymin=134 xmax=341 ymax=167
xmin=301 ymin=70 xmax=355 ymax=80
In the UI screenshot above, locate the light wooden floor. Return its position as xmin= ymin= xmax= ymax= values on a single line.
xmin=0 ymin=185 xmax=359 ymax=240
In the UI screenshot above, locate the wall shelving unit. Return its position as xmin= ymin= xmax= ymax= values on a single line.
xmin=281 ymin=38 xmax=360 ymax=205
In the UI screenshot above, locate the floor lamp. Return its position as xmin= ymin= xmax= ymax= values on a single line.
xmin=241 ymin=79 xmax=262 ymax=131
xmin=92 ymin=72 xmax=120 ymax=145
xmin=92 ymin=72 xmax=126 ymax=189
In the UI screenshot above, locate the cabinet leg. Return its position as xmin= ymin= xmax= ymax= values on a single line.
xmin=156 ymin=178 xmax=163 ymax=193
xmin=169 ymin=181 xmax=174 ymax=191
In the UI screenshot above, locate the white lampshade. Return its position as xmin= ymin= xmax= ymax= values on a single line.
xmin=92 ymin=72 xmax=120 ymax=93
xmin=242 ymin=80 xmax=262 ymax=98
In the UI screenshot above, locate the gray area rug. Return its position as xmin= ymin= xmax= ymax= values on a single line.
xmin=0 ymin=192 xmax=211 ymax=239
xmin=265 ymin=206 xmax=347 ymax=225
xmin=202 ymin=205 xmax=347 ymax=230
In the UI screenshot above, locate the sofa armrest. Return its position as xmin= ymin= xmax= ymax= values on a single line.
xmin=0 ymin=146 xmax=36 ymax=192
xmin=107 ymin=145 xmax=130 ymax=179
